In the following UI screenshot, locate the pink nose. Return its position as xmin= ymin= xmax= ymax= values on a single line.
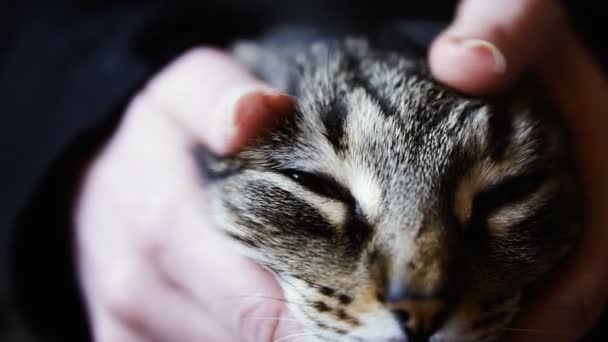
xmin=388 ymin=298 xmax=448 ymax=340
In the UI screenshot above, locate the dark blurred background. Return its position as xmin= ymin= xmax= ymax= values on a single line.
xmin=1 ymin=1 xmax=607 ymax=341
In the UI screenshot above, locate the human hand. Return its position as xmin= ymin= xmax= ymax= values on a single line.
xmin=75 ymin=2 xmax=608 ymax=341
xmin=430 ymin=1 xmax=608 ymax=340
xmin=75 ymin=49 xmax=298 ymax=342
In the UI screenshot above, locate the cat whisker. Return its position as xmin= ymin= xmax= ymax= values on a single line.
xmin=241 ymin=316 xmax=301 ymax=323
xmin=291 ymin=335 xmax=324 ymax=342
xmin=500 ymin=327 xmax=575 ymax=335
xmin=220 ymin=294 xmax=304 ymax=306
xmin=273 ymin=332 xmax=317 ymax=342
xmin=290 ymin=338 xmax=309 ymax=342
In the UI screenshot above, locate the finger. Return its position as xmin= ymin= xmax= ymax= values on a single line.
xmin=139 ymin=48 xmax=294 ymax=154
xmin=429 ymin=0 xmax=564 ymax=94
xmin=77 ymin=178 xmax=237 ymax=342
xmin=80 ymin=224 xmax=237 ymax=342
xmin=93 ymin=271 xmax=237 ymax=342
xmin=505 ymin=28 xmax=608 ymax=341
xmin=89 ymin=307 xmax=149 ymax=342
xmin=89 ymin=291 xmax=236 ymax=342
xmin=152 ymin=197 xmax=301 ymax=342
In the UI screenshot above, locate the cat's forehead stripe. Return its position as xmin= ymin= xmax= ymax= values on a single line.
xmin=347 ymin=166 xmax=383 ymax=220
xmin=320 ymin=97 xmax=349 ymax=151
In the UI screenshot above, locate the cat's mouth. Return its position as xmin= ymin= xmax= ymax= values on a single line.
xmin=278 ymin=282 xmax=522 ymax=342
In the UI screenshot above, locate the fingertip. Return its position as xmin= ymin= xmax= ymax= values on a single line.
xmin=205 ymin=87 xmax=294 ymax=155
xmin=429 ymin=35 xmax=512 ymax=95
xmin=265 ymin=92 xmax=297 ymax=118
xmin=429 ymin=0 xmax=566 ymax=96
xmin=222 ymin=90 xmax=294 ymax=155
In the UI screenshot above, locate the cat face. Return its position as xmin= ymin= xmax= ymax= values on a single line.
xmin=201 ymin=40 xmax=580 ymax=341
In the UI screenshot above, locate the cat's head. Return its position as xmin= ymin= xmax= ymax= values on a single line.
xmin=201 ymin=40 xmax=580 ymax=341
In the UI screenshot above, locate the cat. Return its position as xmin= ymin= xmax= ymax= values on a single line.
xmin=198 ymin=31 xmax=582 ymax=341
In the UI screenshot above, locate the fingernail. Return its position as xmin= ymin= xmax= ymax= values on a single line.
xmin=458 ymin=38 xmax=507 ymax=74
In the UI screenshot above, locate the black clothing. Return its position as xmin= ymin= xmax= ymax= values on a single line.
xmin=2 ymin=1 xmax=606 ymax=341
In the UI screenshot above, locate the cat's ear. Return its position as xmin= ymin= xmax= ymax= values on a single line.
xmin=231 ymin=41 xmax=296 ymax=93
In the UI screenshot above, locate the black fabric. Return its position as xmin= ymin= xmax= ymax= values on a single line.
xmin=2 ymin=2 xmax=455 ymax=340
xmin=2 ymin=1 xmax=607 ymax=341
xmin=10 ymin=91 xmax=132 ymax=342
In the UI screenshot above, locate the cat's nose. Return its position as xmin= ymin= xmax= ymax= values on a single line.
xmin=387 ymin=291 xmax=448 ymax=341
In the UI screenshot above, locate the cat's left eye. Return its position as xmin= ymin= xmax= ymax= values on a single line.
xmin=279 ymin=169 xmax=353 ymax=204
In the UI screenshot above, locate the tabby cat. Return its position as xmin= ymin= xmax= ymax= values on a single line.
xmin=199 ymin=31 xmax=581 ymax=341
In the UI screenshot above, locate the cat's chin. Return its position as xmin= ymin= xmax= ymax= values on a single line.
xmin=307 ymin=329 xmax=503 ymax=342
xmin=282 ymin=299 xmax=520 ymax=342
xmin=297 ymin=331 xmax=501 ymax=342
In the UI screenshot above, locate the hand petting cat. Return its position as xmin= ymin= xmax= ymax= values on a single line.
xmin=76 ymin=49 xmax=297 ymax=342
xmin=430 ymin=1 xmax=608 ymax=341
xmin=75 ymin=0 xmax=608 ymax=341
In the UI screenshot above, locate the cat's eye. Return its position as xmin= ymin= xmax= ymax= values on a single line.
xmin=472 ymin=171 xmax=547 ymax=217
xmin=465 ymin=170 xmax=548 ymax=235
xmin=279 ymin=169 xmax=353 ymax=204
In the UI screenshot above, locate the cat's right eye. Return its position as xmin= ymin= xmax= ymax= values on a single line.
xmin=279 ymin=169 xmax=353 ymax=205
xmin=462 ymin=170 xmax=548 ymax=238
xmin=472 ymin=170 xmax=547 ymax=219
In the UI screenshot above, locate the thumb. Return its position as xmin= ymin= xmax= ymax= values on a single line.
xmin=140 ymin=48 xmax=294 ymax=154
xmin=429 ymin=0 xmax=564 ymax=94
xmin=505 ymin=24 xmax=608 ymax=342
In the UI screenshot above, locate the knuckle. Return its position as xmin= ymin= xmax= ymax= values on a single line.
xmin=138 ymin=230 xmax=169 ymax=263
xmin=155 ymin=47 xmax=228 ymax=86
xmin=180 ymin=46 xmax=227 ymax=62
xmin=105 ymin=294 xmax=147 ymax=333
xmin=91 ymin=309 xmax=147 ymax=342
xmin=137 ymin=46 xmax=228 ymax=107
xmin=236 ymin=298 xmax=286 ymax=342
xmin=100 ymin=267 xmax=150 ymax=331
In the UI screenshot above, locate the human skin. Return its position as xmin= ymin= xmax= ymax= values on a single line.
xmin=76 ymin=1 xmax=608 ymax=341
xmin=430 ymin=1 xmax=608 ymax=340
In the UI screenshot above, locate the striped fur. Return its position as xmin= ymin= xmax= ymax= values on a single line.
xmin=199 ymin=37 xmax=581 ymax=341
